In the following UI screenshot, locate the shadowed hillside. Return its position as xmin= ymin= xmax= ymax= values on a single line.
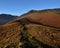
xmin=0 ymin=8 xmax=60 ymax=48
xmin=0 ymin=14 xmax=18 ymax=24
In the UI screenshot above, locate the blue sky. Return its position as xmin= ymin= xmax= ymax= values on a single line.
xmin=0 ymin=0 xmax=60 ymax=16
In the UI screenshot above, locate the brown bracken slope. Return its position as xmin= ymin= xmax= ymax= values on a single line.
xmin=19 ymin=10 xmax=60 ymax=28
xmin=0 ymin=8 xmax=60 ymax=48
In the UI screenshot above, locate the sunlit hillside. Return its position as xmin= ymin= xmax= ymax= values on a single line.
xmin=0 ymin=8 xmax=60 ymax=48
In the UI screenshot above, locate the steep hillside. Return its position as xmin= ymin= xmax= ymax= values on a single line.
xmin=0 ymin=14 xmax=18 ymax=24
xmin=19 ymin=10 xmax=60 ymax=28
xmin=0 ymin=8 xmax=60 ymax=48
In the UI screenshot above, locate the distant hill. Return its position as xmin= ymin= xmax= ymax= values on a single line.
xmin=0 ymin=8 xmax=60 ymax=48
xmin=0 ymin=14 xmax=18 ymax=24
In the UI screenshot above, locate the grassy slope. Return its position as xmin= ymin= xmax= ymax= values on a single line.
xmin=0 ymin=9 xmax=60 ymax=48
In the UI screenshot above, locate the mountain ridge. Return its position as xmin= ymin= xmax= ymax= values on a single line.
xmin=0 ymin=8 xmax=60 ymax=48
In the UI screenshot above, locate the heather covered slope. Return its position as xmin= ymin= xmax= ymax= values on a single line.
xmin=0 ymin=9 xmax=60 ymax=48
